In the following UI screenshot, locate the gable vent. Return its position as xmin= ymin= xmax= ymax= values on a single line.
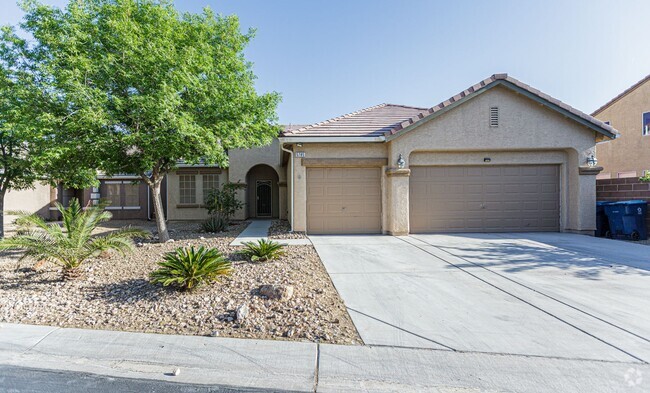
xmin=489 ymin=107 xmax=499 ymax=127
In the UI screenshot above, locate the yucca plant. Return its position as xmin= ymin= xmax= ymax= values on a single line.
xmin=150 ymin=246 xmax=232 ymax=291
xmin=240 ymin=239 xmax=286 ymax=262
xmin=200 ymin=214 xmax=229 ymax=233
xmin=0 ymin=198 xmax=149 ymax=279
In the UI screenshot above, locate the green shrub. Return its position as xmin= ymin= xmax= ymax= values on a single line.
xmin=639 ymin=173 xmax=650 ymax=183
xmin=0 ymin=198 xmax=148 ymax=279
xmin=240 ymin=239 xmax=286 ymax=262
xmin=201 ymin=214 xmax=229 ymax=233
xmin=150 ymin=246 xmax=232 ymax=291
xmin=204 ymin=183 xmax=244 ymax=219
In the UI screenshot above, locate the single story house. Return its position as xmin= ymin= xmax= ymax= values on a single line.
xmin=17 ymin=74 xmax=617 ymax=236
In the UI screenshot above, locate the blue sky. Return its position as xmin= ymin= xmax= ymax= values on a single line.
xmin=1 ymin=0 xmax=648 ymax=125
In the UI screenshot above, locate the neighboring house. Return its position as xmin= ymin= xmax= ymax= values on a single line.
xmin=4 ymin=182 xmax=53 ymax=218
xmin=592 ymin=74 xmax=650 ymax=179
xmin=7 ymin=74 xmax=617 ymax=237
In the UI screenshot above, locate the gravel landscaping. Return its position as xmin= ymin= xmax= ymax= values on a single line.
xmin=268 ymin=220 xmax=307 ymax=239
xmin=0 ymin=220 xmax=361 ymax=345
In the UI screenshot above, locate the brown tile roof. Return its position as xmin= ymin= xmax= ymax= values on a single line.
xmin=591 ymin=74 xmax=650 ymax=116
xmin=280 ymin=104 xmax=427 ymax=137
xmin=385 ymin=74 xmax=617 ymax=140
xmin=282 ymin=74 xmax=617 ymax=140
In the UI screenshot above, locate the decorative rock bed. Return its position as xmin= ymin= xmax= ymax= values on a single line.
xmin=0 ymin=220 xmax=361 ymax=345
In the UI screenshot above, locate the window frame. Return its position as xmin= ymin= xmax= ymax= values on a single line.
xmin=643 ymin=111 xmax=650 ymax=136
xmin=202 ymin=173 xmax=220 ymax=204
xmin=179 ymin=174 xmax=197 ymax=205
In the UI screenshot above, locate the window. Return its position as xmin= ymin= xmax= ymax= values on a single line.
xmin=202 ymin=174 xmax=219 ymax=203
xmin=123 ymin=183 xmax=140 ymax=207
xmin=105 ymin=182 xmax=121 ymax=207
xmin=179 ymin=175 xmax=196 ymax=204
xmin=489 ymin=107 xmax=499 ymax=127
xmin=643 ymin=112 xmax=650 ymax=136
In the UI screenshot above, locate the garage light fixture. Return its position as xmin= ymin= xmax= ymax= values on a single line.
xmin=397 ymin=154 xmax=405 ymax=169
xmin=586 ymin=154 xmax=597 ymax=167
xmin=484 ymin=157 xmax=491 ymax=163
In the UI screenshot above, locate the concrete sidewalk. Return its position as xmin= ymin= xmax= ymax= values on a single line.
xmin=0 ymin=323 xmax=647 ymax=392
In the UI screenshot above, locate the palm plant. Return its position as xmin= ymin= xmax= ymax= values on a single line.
xmin=0 ymin=198 xmax=149 ymax=279
xmin=240 ymin=239 xmax=286 ymax=262
xmin=150 ymin=246 xmax=232 ymax=291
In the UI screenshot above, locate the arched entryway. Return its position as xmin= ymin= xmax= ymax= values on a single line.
xmin=245 ymin=164 xmax=280 ymax=218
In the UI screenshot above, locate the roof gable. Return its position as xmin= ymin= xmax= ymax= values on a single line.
xmin=386 ymin=74 xmax=618 ymax=141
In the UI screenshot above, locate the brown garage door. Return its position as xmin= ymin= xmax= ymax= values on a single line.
xmin=410 ymin=165 xmax=559 ymax=233
xmin=307 ymin=167 xmax=381 ymax=234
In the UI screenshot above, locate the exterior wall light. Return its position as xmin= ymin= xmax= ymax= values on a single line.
xmin=397 ymin=154 xmax=406 ymax=169
xmin=483 ymin=157 xmax=491 ymax=163
xmin=586 ymin=154 xmax=598 ymax=167
xmin=296 ymin=142 xmax=303 ymax=147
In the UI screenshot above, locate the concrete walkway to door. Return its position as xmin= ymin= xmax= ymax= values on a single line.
xmin=310 ymin=233 xmax=650 ymax=363
xmin=230 ymin=220 xmax=311 ymax=246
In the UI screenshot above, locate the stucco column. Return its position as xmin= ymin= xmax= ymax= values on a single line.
xmin=233 ymin=183 xmax=247 ymax=221
xmin=386 ymin=168 xmax=411 ymax=235
xmin=574 ymin=166 xmax=602 ymax=235
xmin=279 ymin=182 xmax=287 ymax=220
xmin=293 ymin=159 xmax=307 ymax=232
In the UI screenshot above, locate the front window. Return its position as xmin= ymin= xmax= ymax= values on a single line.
xmin=202 ymin=174 xmax=219 ymax=203
xmin=179 ymin=175 xmax=196 ymax=204
xmin=105 ymin=182 xmax=121 ymax=207
xmin=123 ymin=183 xmax=140 ymax=207
xmin=643 ymin=112 xmax=650 ymax=136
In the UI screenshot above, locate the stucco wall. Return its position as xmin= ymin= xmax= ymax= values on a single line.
xmin=289 ymin=86 xmax=600 ymax=235
xmin=228 ymin=139 xmax=287 ymax=220
xmin=387 ymin=86 xmax=598 ymax=235
xmin=594 ymin=80 xmax=650 ymax=178
xmin=167 ymin=169 xmax=228 ymax=221
xmin=291 ymin=143 xmax=388 ymax=232
xmin=4 ymin=182 xmax=53 ymax=218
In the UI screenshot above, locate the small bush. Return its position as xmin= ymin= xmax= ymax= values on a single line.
xmin=240 ymin=239 xmax=286 ymax=262
xmin=150 ymin=246 xmax=232 ymax=291
xmin=204 ymin=183 xmax=244 ymax=219
xmin=201 ymin=214 xmax=228 ymax=233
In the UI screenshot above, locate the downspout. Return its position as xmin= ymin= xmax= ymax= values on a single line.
xmin=280 ymin=143 xmax=294 ymax=232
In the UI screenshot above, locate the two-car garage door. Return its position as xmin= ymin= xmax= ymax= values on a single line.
xmin=409 ymin=165 xmax=560 ymax=233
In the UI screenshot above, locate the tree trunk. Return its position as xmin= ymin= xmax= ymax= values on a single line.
xmin=150 ymin=180 xmax=169 ymax=242
xmin=0 ymin=190 xmax=4 ymax=239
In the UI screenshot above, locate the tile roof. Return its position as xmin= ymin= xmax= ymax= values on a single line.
xmin=591 ymin=74 xmax=650 ymax=116
xmin=280 ymin=104 xmax=427 ymax=137
xmin=282 ymin=74 xmax=617 ymax=141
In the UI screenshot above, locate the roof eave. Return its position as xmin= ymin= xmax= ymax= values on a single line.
xmin=279 ymin=136 xmax=386 ymax=143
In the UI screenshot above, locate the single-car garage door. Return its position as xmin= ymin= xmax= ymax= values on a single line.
xmin=307 ymin=167 xmax=381 ymax=234
xmin=410 ymin=165 xmax=559 ymax=233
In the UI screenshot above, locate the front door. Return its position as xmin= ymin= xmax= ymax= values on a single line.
xmin=256 ymin=180 xmax=272 ymax=217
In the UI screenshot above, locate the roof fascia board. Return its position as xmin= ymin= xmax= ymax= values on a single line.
xmin=279 ymin=136 xmax=385 ymax=143
xmin=385 ymin=83 xmax=498 ymax=142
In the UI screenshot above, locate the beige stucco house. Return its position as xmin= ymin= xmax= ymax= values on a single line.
xmin=172 ymin=74 xmax=618 ymax=236
xmin=19 ymin=74 xmax=616 ymax=237
xmin=592 ymin=74 xmax=650 ymax=179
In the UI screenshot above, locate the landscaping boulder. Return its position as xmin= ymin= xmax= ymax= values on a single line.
xmin=236 ymin=303 xmax=249 ymax=321
xmin=259 ymin=284 xmax=294 ymax=301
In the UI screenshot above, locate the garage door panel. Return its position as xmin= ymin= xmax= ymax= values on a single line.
xmin=410 ymin=165 xmax=559 ymax=233
xmin=307 ymin=167 xmax=381 ymax=234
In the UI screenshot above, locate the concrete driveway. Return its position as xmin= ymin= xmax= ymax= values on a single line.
xmin=310 ymin=233 xmax=650 ymax=363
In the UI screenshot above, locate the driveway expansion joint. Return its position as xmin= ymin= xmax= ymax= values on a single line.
xmin=401 ymin=235 xmax=648 ymax=364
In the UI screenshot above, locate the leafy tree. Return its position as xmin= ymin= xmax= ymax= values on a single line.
xmin=0 ymin=25 xmax=96 ymax=239
xmin=0 ymin=198 xmax=149 ymax=279
xmin=20 ymin=0 xmax=280 ymax=242
xmin=205 ymin=182 xmax=244 ymax=219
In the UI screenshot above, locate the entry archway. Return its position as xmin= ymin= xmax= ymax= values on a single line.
xmin=245 ymin=164 xmax=280 ymax=218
